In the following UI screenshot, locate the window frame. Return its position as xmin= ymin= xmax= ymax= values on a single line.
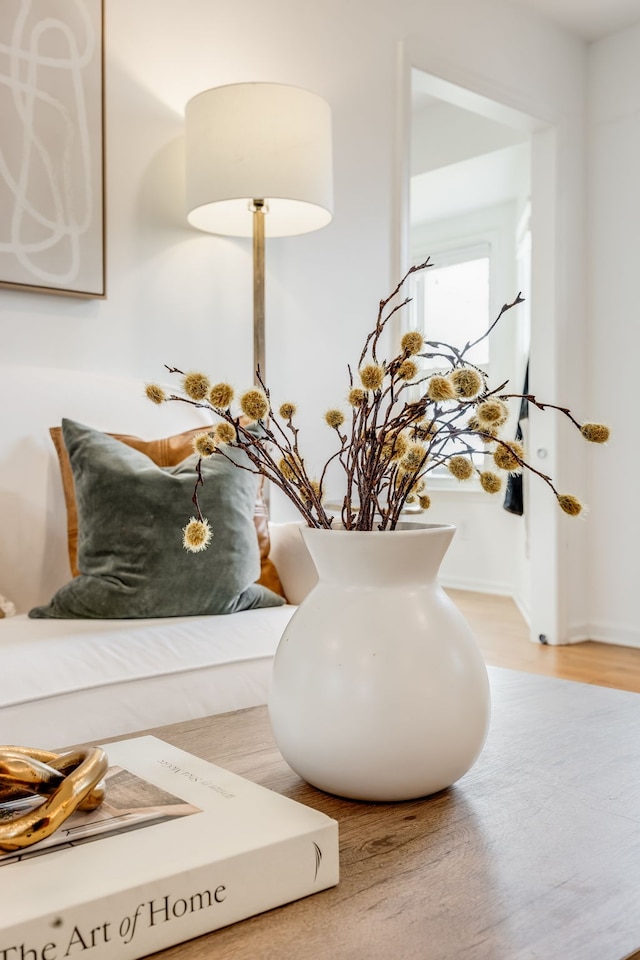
xmin=406 ymin=238 xmax=496 ymax=486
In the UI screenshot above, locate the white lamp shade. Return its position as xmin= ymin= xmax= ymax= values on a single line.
xmin=185 ymin=83 xmax=333 ymax=238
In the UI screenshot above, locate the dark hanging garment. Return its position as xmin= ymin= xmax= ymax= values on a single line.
xmin=503 ymin=362 xmax=529 ymax=516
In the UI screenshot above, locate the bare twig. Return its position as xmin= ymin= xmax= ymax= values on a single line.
xmin=151 ymin=260 xmax=603 ymax=539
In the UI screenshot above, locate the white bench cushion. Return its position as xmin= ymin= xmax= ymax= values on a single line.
xmin=0 ymin=605 xmax=296 ymax=748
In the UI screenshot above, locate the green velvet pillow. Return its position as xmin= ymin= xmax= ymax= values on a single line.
xmin=29 ymin=419 xmax=285 ymax=619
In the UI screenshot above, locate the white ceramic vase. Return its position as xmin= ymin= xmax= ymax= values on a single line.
xmin=268 ymin=523 xmax=491 ymax=801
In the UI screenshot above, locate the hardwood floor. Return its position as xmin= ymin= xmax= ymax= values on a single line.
xmin=447 ymin=588 xmax=640 ymax=695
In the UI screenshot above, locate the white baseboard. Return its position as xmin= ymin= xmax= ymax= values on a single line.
xmin=441 ymin=582 xmax=640 ymax=650
xmin=512 ymin=592 xmax=531 ymax=628
xmin=585 ymin=620 xmax=640 ymax=650
xmin=440 ymin=575 xmax=513 ymax=596
xmin=563 ymin=622 xmax=592 ymax=646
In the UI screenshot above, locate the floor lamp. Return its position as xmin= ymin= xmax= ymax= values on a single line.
xmin=184 ymin=82 xmax=333 ymax=387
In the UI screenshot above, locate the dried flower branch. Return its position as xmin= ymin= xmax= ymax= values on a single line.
xmin=147 ymin=259 xmax=610 ymax=549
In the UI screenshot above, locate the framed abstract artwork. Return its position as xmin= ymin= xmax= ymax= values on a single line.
xmin=0 ymin=0 xmax=105 ymax=298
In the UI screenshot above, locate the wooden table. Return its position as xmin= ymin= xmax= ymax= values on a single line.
xmin=126 ymin=666 xmax=640 ymax=960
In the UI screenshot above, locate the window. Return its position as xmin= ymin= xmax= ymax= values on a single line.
xmin=411 ymin=244 xmax=491 ymax=371
xmin=408 ymin=244 xmax=492 ymax=476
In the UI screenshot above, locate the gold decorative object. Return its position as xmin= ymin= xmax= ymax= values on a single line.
xmin=0 ymin=745 xmax=109 ymax=853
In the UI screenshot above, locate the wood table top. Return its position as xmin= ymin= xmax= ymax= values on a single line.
xmin=117 ymin=666 xmax=640 ymax=960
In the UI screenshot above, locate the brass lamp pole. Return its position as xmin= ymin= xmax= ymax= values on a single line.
xmin=252 ymin=199 xmax=266 ymax=386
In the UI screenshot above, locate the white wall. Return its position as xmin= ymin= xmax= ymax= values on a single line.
xmin=2 ymin=0 xmax=629 ymax=644
xmin=587 ymin=24 xmax=640 ymax=648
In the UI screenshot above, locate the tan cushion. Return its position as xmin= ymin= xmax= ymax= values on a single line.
xmin=50 ymin=425 xmax=285 ymax=598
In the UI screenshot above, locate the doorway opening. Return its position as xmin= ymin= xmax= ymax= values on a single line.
xmin=405 ymin=66 xmax=537 ymax=621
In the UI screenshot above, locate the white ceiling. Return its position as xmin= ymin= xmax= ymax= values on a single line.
xmin=503 ymin=0 xmax=640 ymax=41
xmin=410 ymin=143 xmax=531 ymax=225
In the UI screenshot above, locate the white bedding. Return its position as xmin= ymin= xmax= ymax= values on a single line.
xmin=0 ymin=606 xmax=297 ymax=748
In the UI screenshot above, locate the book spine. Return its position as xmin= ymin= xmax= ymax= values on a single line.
xmin=0 ymin=823 xmax=338 ymax=960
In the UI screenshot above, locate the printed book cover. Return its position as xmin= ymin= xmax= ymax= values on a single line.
xmin=0 ymin=736 xmax=339 ymax=958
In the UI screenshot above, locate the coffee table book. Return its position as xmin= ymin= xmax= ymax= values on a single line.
xmin=0 ymin=736 xmax=339 ymax=958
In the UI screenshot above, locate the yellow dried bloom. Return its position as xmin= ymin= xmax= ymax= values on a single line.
xmin=348 ymin=388 xmax=367 ymax=407
xmin=279 ymin=402 xmax=297 ymax=419
xmin=325 ymin=409 xmax=345 ymax=429
xmin=360 ymin=364 xmax=385 ymax=391
xmin=239 ymin=389 xmax=269 ymax=421
xmin=214 ymin=422 xmax=236 ymax=444
xmin=479 ymin=471 xmax=503 ymax=494
xmin=145 ymin=383 xmax=166 ymax=405
xmin=382 ymin=433 xmax=409 ymax=461
xmin=418 ymin=494 xmax=431 ymax=510
xmin=448 ymin=456 xmax=474 ymax=480
xmin=279 ymin=457 xmax=299 ymax=482
xmin=401 ymin=443 xmax=426 ymax=472
xmin=557 ymin=494 xmax=583 ymax=516
xmin=183 ymin=372 xmax=211 ymax=401
xmin=398 ymin=359 xmax=418 ymax=381
xmin=405 ymin=493 xmax=417 ymax=504
xmin=493 ymin=440 xmax=525 ymax=473
xmin=193 ymin=432 xmax=217 ymax=457
xmin=450 ymin=367 xmax=484 ymax=399
xmin=182 ymin=517 xmax=212 ymax=552
xmin=580 ymin=422 xmax=610 ymax=444
xmin=303 ymin=480 xmax=322 ymax=506
xmin=209 ymin=382 xmax=234 ymax=409
xmin=469 ymin=413 xmax=500 ymax=441
xmin=427 ymin=375 xmax=456 ymax=402
xmin=477 ymin=399 xmax=509 ymax=426
xmin=401 ymin=331 xmax=424 ymax=356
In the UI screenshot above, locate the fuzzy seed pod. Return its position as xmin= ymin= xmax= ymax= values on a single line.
xmin=348 ymin=388 xmax=367 ymax=407
xmin=183 ymin=372 xmax=211 ymax=401
xmin=239 ymin=389 xmax=269 ymax=421
xmin=382 ymin=433 xmax=409 ymax=461
xmin=325 ymin=409 xmax=345 ymax=429
xmin=279 ymin=457 xmax=299 ymax=482
xmin=427 ymin=375 xmax=456 ymax=402
xmin=469 ymin=415 xmax=501 ymax=441
xmin=360 ymin=364 xmax=385 ymax=391
xmin=493 ymin=440 xmax=525 ymax=473
xmin=303 ymin=481 xmax=322 ymax=507
xmin=450 ymin=367 xmax=484 ymax=399
xmin=193 ymin=432 xmax=217 ymax=457
xmin=580 ymin=422 xmax=610 ymax=444
xmin=145 ymin=383 xmax=166 ymax=405
xmin=209 ymin=382 xmax=234 ymax=409
xmin=182 ymin=518 xmax=212 ymax=552
xmin=418 ymin=494 xmax=431 ymax=510
xmin=401 ymin=443 xmax=426 ymax=472
xmin=479 ymin=471 xmax=503 ymax=494
xmin=397 ymin=359 xmax=418 ymax=381
xmin=279 ymin=402 xmax=297 ymax=419
xmin=448 ymin=456 xmax=474 ymax=480
xmin=476 ymin=399 xmax=509 ymax=425
xmin=401 ymin=331 xmax=424 ymax=356
xmin=214 ymin=422 xmax=236 ymax=444
xmin=557 ymin=494 xmax=583 ymax=516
